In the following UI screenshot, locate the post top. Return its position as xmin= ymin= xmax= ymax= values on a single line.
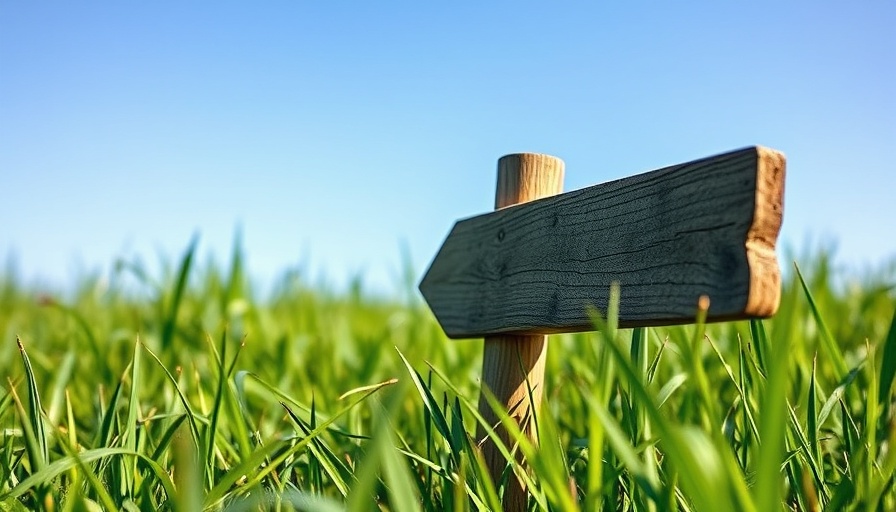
xmin=497 ymin=152 xmax=565 ymax=164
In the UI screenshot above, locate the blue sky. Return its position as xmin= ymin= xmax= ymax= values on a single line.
xmin=2 ymin=2 xmax=894 ymax=295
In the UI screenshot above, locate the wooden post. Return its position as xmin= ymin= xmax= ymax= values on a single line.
xmin=478 ymin=153 xmax=564 ymax=511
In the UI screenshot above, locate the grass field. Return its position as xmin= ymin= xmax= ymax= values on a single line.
xmin=1 ymin=239 xmax=894 ymax=511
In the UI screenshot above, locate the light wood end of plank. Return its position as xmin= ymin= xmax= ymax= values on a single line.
xmin=745 ymin=146 xmax=786 ymax=317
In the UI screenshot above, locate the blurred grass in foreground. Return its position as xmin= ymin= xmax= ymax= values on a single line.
xmin=0 ymin=239 xmax=894 ymax=511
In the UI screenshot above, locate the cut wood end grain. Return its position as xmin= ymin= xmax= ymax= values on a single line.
xmin=745 ymin=146 xmax=786 ymax=318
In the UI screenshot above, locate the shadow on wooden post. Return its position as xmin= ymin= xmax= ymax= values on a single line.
xmin=477 ymin=153 xmax=564 ymax=511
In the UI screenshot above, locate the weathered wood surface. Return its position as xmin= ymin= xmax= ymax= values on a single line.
xmin=419 ymin=146 xmax=785 ymax=339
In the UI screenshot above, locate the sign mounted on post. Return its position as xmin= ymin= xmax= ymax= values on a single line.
xmin=420 ymin=146 xmax=785 ymax=339
xmin=418 ymin=146 xmax=785 ymax=510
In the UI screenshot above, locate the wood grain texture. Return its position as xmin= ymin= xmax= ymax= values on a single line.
xmin=495 ymin=153 xmax=565 ymax=209
xmin=478 ymin=153 xmax=564 ymax=512
xmin=419 ymin=146 xmax=786 ymax=339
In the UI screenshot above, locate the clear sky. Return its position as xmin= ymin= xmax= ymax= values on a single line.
xmin=2 ymin=2 xmax=894 ymax=296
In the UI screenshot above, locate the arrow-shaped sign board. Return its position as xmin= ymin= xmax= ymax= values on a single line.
xmin=420 ymin=146 xmax=785 ymax=339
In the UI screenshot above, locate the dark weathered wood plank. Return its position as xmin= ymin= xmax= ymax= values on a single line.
xmin=419 ymin=146 xmax=786 ymax=338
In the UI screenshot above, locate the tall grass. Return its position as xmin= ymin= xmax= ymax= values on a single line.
xmin=0 ymin=241 xmax=893 ymax=511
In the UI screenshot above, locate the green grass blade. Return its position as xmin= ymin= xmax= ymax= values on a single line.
xmin=45 ymin=349 xmax=75 ymax=427
xmin=15 ymin=338 xmax=48 ymax=472
xmin=655 ymin=374 xmax=687 ymax=409
xmin=377 ymin=401 xmax=422 ymax=512
xmin=147 ymin=414 xmax=188 ymax=463
xmin=223 ymin=336 xmax=252 ymax=454
xmin=174 ymin=420 xmax=203 ymax=512
xmin=794 ymin=264 xmax=849 ymax=381
xmin=222 ymin=227 xmax=245 ymax=318
xmin=160 ymin=235 xmax=198 ymax=350
xmin=122 ymin=337 xmax=142 ymax=497
xmin=6 ymin=381 xmax=44 ymax=495
xmin=396 ymin=348 xmax=459 ymax=457
xmin=817 ymin=366 xmax=860 ymax=427
xmin=807 ymin=356 xmax=821 ymax=476
xmin=531 ymin=396 xmax=576 ymax=512
xmin=205 ymin=329 xmax=228 ymax=485
xmin=786 ymin=403 xmax=828 ymax=504
xmin=867 ymin=413 xmax=896 ymax=509
xmin=862 ymin=341 xmax=879 ymax=504
xmin=141 ymin=342 xmax=202 ymax=452
xmin=749 ymin=318 xmax=768 ymax=376
xmin=753 ymin=316 xmax=794 ymax=511
xmin=645 ymin=333 xmax=667 ymax=383
xmin=878 ymin=308 xmax=896 ymax=406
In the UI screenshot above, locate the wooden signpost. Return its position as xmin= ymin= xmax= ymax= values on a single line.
xmin=419 ymin=146 xmax=786 ymax=510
